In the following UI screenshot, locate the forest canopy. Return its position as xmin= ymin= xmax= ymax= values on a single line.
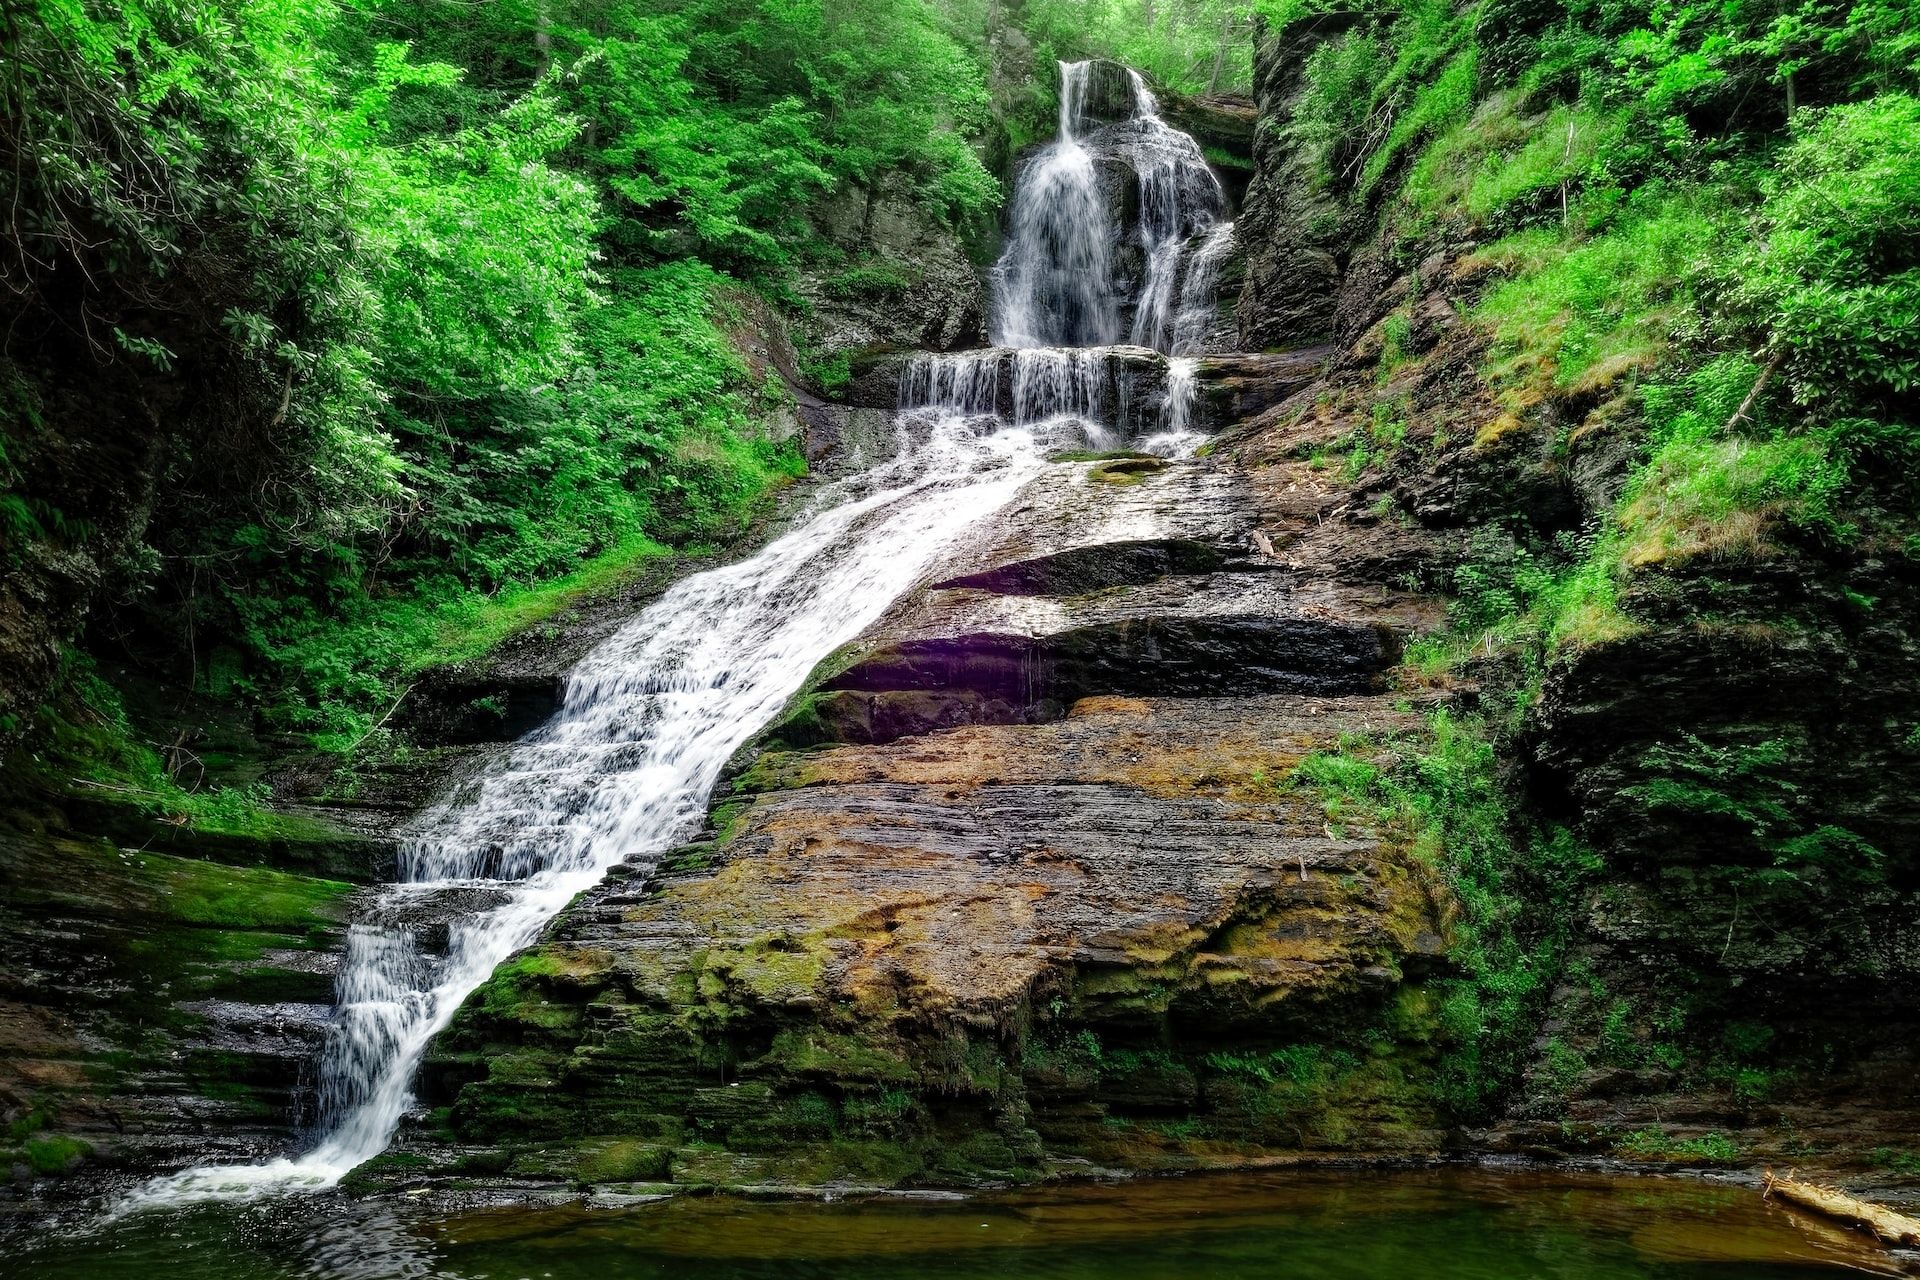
xmin=0 ymin=0 xmax=1014 ymax=747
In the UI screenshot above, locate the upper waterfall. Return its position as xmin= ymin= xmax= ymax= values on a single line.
xmin=992 ymin=60 xmax=1231 ymax=355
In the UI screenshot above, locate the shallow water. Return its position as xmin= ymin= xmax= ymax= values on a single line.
xmin=15 ymin=1170 xmax=1903 ymax=1279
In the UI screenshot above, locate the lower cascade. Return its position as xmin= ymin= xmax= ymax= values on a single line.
xmin=115 ymin=54 xmax=1235 ymax=1211
xmin=117 ymin=410 xmax=1051 ymax=1209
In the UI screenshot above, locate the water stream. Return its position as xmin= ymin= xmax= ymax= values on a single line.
xmin=119 ymin=404 xmax=1050 ymax=1211
xmin=117 ymin=56 xmax=1238 ymax=1212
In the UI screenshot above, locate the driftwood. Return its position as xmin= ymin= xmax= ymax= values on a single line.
xmin=1764 ymin=1169 xmax=1920 ymax=1247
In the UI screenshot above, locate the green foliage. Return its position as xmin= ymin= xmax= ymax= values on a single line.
xmin=6 ymin=0 xmax=1009 ymax=752
xmin=1404 ymin=96 xmax=1626 ymax=229
xmin=1020 ymin=0 xmax=1257 ymax=96
xmin=1291 ymin=712 xmax=1601 ymax=1115
xmin=1362 ymin=47 xmax=1476 ymax=193
xmin=1618 ymin=1128 xmax=1743 ymax=1163
xmin=1872 ymin=1146 xmax=1920 ymax=1175
xmin=18 ymin=651 xmax=331 ymax=839
xmin=553 ymin=0 xmax=998 ymax=263
xmin=1730 ymin=94 xmax=1920 ymax=412
xmin=1346 ymin=2 xmax=1920 ymax=687
xmin=1292 ymin=30 xmax=1395 ymax=187
xmin=20 ymin=1135 xmax=92 ymax=1176
xmin=1474 ymin=189 xmax=1716 ymax=396
xmin=1284 ymin=0 xmax=1479 ymax=195
xmin=1618 ymin=355 xmax=1858 ymax=565
xmin=1203 ymin=1044 xmax=1359 ymax=1088
xmin=1429 ymin=526 xmax=1630 ymax=678
xmin=1626 ymin=733 xmax=1885 ymax=887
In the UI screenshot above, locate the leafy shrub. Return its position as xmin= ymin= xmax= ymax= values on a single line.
xmin=1617 ymin=356 xmax=1856 ymax=565
xmin=1733 ymin=94 xmax=1920 ymax=412
xmin=1404 ymin=96 xmax=1625 ymax=228
xmin=1291 ymin=712 xmax=1601 ymax=1115
xmin=1474 ymin=190 xmax=1718 ymax=398
xmin=1021 ymin=0 xmax=1256 ymax=96
xmin=1292 ymin=31 xmax=1394 ymax=187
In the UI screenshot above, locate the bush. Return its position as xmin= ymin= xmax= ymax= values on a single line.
xmin=1734 ymin=94 xmax=1920 ymax=413
xmin=1474 ymin=188 xmax=1719 ymax=398
xmin=1290 ymin=711 xmax=1600 ymax=1115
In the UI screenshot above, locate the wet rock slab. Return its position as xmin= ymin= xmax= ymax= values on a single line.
xmin=426 ymin=443 xmax=1454 ymax=1185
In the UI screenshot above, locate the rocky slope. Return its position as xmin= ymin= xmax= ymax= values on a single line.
xmin=9 ymin=22 xmax=1919 ymax=1206
xmin=0 ymin=824 xmax=360 ymax=1184
xmin=1227 ymin=12 xmax=1920 ymax=1175
xmin=411 ymin=400 xmax=1459 ymax=1188
xmin=388 ymin=27 xmax=1920 ymax=1195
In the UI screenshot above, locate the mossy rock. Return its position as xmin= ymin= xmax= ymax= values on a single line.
xmin=1089 ymin=456 xmax=1169 ymax=485
xmin=575 ymin=1137 xmax=676 ymax=1184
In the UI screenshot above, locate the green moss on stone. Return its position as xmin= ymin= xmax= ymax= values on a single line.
xmin=575 ymin=1137 xmax=675 ymax=1183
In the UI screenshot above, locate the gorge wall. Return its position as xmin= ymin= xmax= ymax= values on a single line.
xmin=395 ymin=30 xmax=1920 ymax=1193
xmin=8 ymin=6 xmax=1920 ymax=1207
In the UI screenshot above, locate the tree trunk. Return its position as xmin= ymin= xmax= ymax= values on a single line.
xmin=1208 ymin=10 xmax=1233 ymax=95
xmin=1764 ymin=1172 xmax=1920 ymax=1247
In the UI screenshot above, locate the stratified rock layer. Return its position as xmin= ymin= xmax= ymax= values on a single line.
xmin=418 ymin=414 xmax=1458 ymax=1187
xmin=0 ymin=828 xmax=357 ymax=1178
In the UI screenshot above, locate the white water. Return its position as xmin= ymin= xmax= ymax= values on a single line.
xmin=899 ymin=346 xmax=1165 ymax=445
xmin=1122 ymin=71 xmax=1230 ymax=354
xmin=116 ymin=57 xmax=1230 ymax=1216
xmin=1138 ymin=356 xmax=1204 ymax=458
xmin=991 ymin=63 xmax=1117 ymax=349
xmin=1170 ymin=222 xmax=1236 ymax=356
xmin=115 ymin=410 xmax=1048 ymax=1212
xmin=994 ymin=61 xmax=1233 ymax=359
xmin=974 ymin=59 xmax=1232 ymax=455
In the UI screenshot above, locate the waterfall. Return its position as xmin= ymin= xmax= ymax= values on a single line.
xmin=1139 ymin=356 xmax=1203 ymax=458
xmin=115 ymin=406 xmax=1047 ymax=1211
xmin=1170 ymin=222 xmax=1236 ymax=356
xmin=897 ymin=347 xmax=1182 ymax=446
xmin=1124 ymin=71 xmax=1230 ymax=353
xmin=990 ymin=62 xmax=1116 ymax=350
xmin=115 ymin=56 xmax=1232 ymax=1213
xmin=994 ymin=61 xmax=1232 ymax=358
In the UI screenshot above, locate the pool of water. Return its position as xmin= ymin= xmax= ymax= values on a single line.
xmin=8 ymin=1169 xmax=1907 ymax=1279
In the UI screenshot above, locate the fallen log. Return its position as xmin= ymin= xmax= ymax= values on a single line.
xmin=1764 ymin=1169 xmax=1920 ymax=1247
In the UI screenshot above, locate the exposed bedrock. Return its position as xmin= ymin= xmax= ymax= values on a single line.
xmin=1486 ymin=562 xmax=1920 ymax=1161
xmin=1234 ymin=15 xmax=1367 ymax=351
xmin=421 ymin=695 xmax=1455 ymax=1188
xmin=412 ymin=418 xmax=1455 ymax=1188
xmin=793 ymin=170 xmax=990 ymax=362
xmin=777 ymin=607 xmax=1398 ymax=751
xmin=0 ymin=826 xmax=357 ymax=1178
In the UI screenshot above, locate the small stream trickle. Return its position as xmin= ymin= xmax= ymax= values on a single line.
xmin=116 ymin=56 xmax=1236 ymax=1212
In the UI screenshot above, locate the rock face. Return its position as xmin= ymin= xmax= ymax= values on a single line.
xmin=1161 ymin=93 xmax=1258 ymax=210
xmin=415 ymin=402 xmax=1456 ymax=1187
xmin=1492 ymin=559 xmax=1920 ymax=1163
xmin=792 ymin=174 xmax=990 ymax=365
xmin=1219 ymin=9 xmax=1920 ymax=1174
xmin=1233 ymin=15 xmax=1366 ymax=351
xmin=0 ymin=824 xmax=358 ymax=1180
